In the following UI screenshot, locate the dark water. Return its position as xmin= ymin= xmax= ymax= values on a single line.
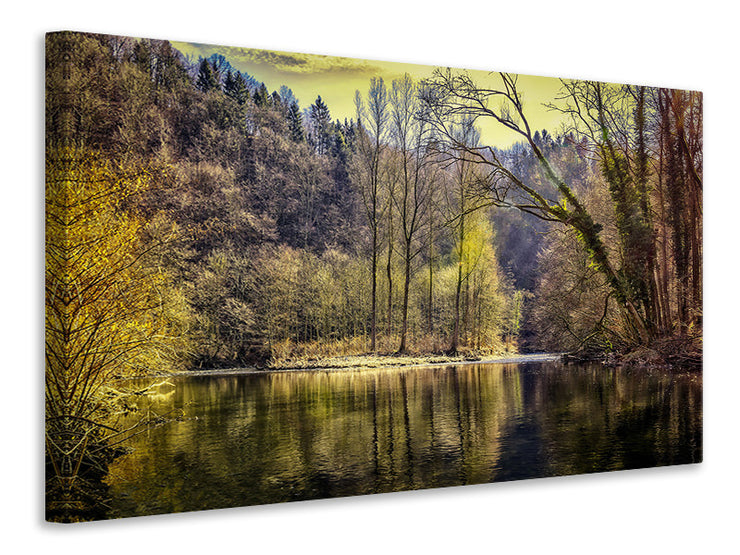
xmin=106 ymin=360 xmax=702 ymax=518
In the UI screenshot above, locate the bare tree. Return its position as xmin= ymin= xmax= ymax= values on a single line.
xmin=354 ymin=78 xmax=389 ymax=351
xmin=440 ymin=116 xmax=490 ymax=352
xmin=389 ymin=74 xmax=433 ymax=353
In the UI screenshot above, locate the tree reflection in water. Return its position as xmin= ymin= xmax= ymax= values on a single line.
xmin=106 ymin=361 xmax=702 ymax=518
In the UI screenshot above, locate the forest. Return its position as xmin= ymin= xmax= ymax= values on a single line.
xmin=45 ymin=32 xmax=701 ymax=521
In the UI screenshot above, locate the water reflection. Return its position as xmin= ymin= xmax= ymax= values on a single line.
xmin=106 ymin=361 xmax=702 ymax=518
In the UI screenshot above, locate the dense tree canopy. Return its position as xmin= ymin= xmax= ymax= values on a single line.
xmin=420 ymin=69 xmax=702 ymax=359
xmin=47 ymin=30 xmax=702 ymax=367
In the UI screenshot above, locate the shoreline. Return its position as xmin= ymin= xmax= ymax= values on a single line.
xmin=156 ymin=352 xmax=563 ymax=378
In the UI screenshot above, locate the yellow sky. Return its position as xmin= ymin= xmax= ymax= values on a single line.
xmin=172 ymin=40 xmax=569 ymax=148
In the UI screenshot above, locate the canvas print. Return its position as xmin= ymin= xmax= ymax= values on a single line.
xmin=45 ymin=31 xmax=702 ymax=522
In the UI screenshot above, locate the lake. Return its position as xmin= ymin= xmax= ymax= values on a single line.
xmin=105 ymin=358 xmax=702 ymax=518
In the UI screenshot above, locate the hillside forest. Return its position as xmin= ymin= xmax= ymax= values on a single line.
xmin=45 ymin=32 xmax=702 ymax=520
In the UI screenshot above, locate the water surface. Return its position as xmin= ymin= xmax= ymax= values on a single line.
xmin=106 ymin=360 xmax=702 ymax=518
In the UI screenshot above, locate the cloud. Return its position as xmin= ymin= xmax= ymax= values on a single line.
xmin=183 ymin=43 xmax=381 ymax=76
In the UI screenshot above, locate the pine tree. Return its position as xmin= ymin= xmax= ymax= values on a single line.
xmin=271 ymin=90 xmax=282 ymax=108
xmin=253 ymin=82 xmax=269 ymax=106
xmin=196 ymin=58 xmax=219 ymax=93
xmin=279 ymin=85 xmax=298 ymax=108
xmin=309 ymin=95 xmax=332 ymax=155
xmin=224 ymin=70 xmax=249 ymax=105
xmin=287 ymin=101 xmax=305 ymax=142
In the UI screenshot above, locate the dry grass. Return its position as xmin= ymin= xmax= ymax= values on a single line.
xmin=266 ymin=335 xmax=514 ymax=371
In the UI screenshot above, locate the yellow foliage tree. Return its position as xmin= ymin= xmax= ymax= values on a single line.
xmin=45 ymin=145 xmax=184 ymax=521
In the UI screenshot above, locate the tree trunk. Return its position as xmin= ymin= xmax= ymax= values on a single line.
xmin=450 ymin=209 xmax=465 ymax=353
xmin=370 ymin=228 xmax=377 ymax=352
xmin=399 ymin=244 xmax=411 ymax=353
xmin=427 ymin=218 xmax=434 ymax=338
xmin=451 ymin=259 xmax=462 ymax=353
xmin=386 ymin=205 xmax=393 ymax=346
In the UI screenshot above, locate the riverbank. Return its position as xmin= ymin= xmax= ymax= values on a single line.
xmin=562 ymin=334 xmax=702 ymax=370
xmin=160 ymin=352 xmax=562 ymax=377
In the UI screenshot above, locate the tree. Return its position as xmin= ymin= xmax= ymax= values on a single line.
xmin=390 ymin=74 xmax=433 ymax=353
xmin=657 ymin=88 xmax=702 ymax=335
xmin=46 ymin=146 xmax=184 ymax=520
xmin=462 ymin=213 xmax=505 ymax=350
xmin=196 ymin=58 xmax=219 ymax=93
xmin=441 ymin=116 xmax=490 ymax=352
xmin=422 ymin=159 xmax=444 ymax=341
xmin=354 ymin=77 xmax=389 ymax=351
xmin=224 ymin=70 xmax=249 ymax=105
xmin=253 ymin=82 xmax=269 ymax=106
xmin=287 ymin=101 xmax=305 ymax=142
xmin=308 ymin=95 xmax=332 ymax=155
xmin=279 ymin=85 xmax=298 ymax=108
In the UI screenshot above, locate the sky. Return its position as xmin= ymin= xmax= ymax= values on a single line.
xmin=172 ymin=40 xmax=571 ymax=149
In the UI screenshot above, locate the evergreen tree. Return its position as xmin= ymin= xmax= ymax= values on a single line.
xmin=224 ymin=70 xmax=249 ymax=105
xmin=271 ymin=90 xmax=282 ymax=108
xmin=223 ymin=70 xmax=234 ymax=95
xmin=308 ymin=95 xmax=332 ymax=155
xmin=287 ymin=101 xmax=305 ymax=142
xmin=207 ymin=53 xmax=228 ymax=78
xmin=196 ymin=58 xmax=219 ymax=93
xmin=253 ymin=82 xmax=269 ymax=106
xmin=279 ymin=85 xmax=298 ymax=108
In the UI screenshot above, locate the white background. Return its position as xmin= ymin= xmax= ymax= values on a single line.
xmin=4 ymin=1 xmax=738 ymax=553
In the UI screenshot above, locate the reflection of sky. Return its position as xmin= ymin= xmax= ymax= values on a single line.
xmin=172 ymin=40 xmax=570 ymax=149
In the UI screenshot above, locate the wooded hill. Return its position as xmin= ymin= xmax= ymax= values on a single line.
xmin=46 ymin=32 xmax=702 ymax=372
